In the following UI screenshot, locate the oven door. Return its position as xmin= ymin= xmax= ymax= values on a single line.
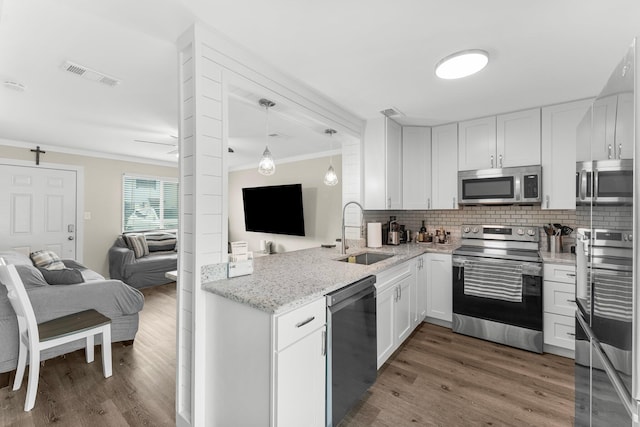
xmin=452 ymin=256 xmax=543 ymax=331
xmin=593 ymin=160 xmax=633 ymax=205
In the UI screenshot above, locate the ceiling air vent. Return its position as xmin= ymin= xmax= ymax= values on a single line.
xmin=380 ymin=107 xmax=404 ymax=117
xmin=61 ymin=60 xmax=121 ymax=87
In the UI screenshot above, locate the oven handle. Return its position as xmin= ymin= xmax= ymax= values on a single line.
xmin=593 ymin=169 xmax=598 ymax=202
xmin=452 ymin=255 xmax=542 ymax=277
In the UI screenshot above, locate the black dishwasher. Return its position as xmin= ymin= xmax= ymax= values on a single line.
xmin=326 ymin=275 xmax=377 ymax=427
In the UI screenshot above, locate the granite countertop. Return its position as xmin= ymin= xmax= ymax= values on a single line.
xmin=540 ymin=251 xmax=576 ymax=266
xmin=202 ymin=242 xmax=456 ymax=315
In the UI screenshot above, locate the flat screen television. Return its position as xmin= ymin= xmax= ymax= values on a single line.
xmin=242 ymin=184 xmax=305 ymax=236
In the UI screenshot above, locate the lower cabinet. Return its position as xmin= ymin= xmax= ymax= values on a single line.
xmin=425 ymin=253 xmax=453 ymax=323
xmin=204 ymin=293 xmax=326 ymax=427
xmin=376 ymin=259 xmax=417 ymax=368
xmin=416 ymin=254 xmax=428 ymax=323
xmin=543 ymin=262 xmax=577 ymax=358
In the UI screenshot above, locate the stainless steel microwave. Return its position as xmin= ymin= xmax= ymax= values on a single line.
xmin=458 ymin=165 xmax=542 ymax=205
xmin=576 ymin=159 xmax=633 ymax=205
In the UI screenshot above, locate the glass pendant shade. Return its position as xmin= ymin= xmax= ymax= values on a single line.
xmin=324 ymin=164 xmax=338 ymax=186
xmin=258 ymin=146 xmax=275 ymax=175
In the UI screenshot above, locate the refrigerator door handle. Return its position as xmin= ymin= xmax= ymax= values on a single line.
xmin=592 ymin=336 xmax=638 ymax=422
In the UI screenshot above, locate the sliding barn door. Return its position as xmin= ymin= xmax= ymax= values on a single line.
xmin=0 ymin=164 xmax=77 ymax=258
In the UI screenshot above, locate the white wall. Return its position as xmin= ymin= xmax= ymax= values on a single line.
xmin=228 ymin=155 xmax=342 ymax=253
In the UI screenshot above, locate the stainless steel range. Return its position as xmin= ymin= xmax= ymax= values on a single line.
xmin=452 ymin=224 xmax=543 ymax=353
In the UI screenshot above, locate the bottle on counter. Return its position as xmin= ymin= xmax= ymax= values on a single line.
xmin=418 ymin=220 xmax=426 ymax=242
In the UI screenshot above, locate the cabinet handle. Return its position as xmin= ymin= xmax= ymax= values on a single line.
xmin=566 ymin=299 xmax=577 ymax=303
xmin=499 ymin=154 xmax=503 ymax=168
xmin=608 ymin=144 xmax=613 ymax=159
xmin=399 ymin=285 xmax=402 ymax=300
xmin=490 ymin=154 xmax=494 ymax=168
xmin=295 ymin=316 xmax=315 ymax=328
xmin=566 ymin=332 xmax=576 ymax=337
xmin=427 ymin=198 xmax=430 ymax=209
xmin=321 ymin=330 xmax=326 ymax=356
xmin=618 ymin=144 xmax=622 ymax=159
xmin=566 ymin=273 xmax=576 ymax=277
xmin=388 ymin=197 xmax=391 ymax=209
xmin=546 ymin=195 xmax=550 ymax=208
xmin=452 ymin=197 xmax=456 ymax=208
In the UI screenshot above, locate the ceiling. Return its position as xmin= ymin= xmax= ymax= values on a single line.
xmin=1 ymin=0 xmax=639 ymax=167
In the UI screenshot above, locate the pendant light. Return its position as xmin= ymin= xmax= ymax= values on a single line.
xmin=323 ymin=129 xmax=339 ymax=186
xmin=258 ymin=98 xmax=276 ymax=176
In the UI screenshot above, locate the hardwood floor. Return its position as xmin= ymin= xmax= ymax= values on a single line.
xmin=2 ymin=285 xmax=575 ymax=426
xmin=0 ymin=282 xmax=177 ymax=427
xmin=340 ymin=322 xmax=575 ymax=427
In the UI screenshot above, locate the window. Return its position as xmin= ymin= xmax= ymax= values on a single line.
xmin=122 ymin=175 xmax=178 ymax=232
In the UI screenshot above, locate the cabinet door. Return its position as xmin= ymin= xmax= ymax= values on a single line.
xmin=426 ymin=253 xmax=453 ymax=322
xmin=576 ymin=106 xmax=592 ymax=162
xmin=591 ymin=95 xmax=617 ymax=160
xmin=386 ymin=118 xmax=403 ymax=209
xmin=402 ymin=126 xmax=431 ymax=209
xmin=497 ymin=108 xmax=541 ymax=167
xmin=615 ymin=92 xmax=633 ymax=159
xmin=376 ymin=284 xmax=396 ymax=368
xmin=431 ymin=123 xmax=459 ymax=209
xmin=275 ymin=326 xmax=326 ymax=427
xmin=364 ymin=117 xmax=387 ymax=209
xmin=541 ymin=100 xmax=592 ymax=210
xmin=458 ymin=116 xmax=496 ymax=171
xmin=416 ymin=255 xmax=428 ymax=321
xmin=395 ymin=274 xmax=414 ymax=344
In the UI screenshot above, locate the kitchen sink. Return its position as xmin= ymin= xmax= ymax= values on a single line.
xmin=336 ymin=251 xmax=394 ymax=265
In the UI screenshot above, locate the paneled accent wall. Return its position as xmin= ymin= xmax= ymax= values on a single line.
xmin=364 ymin=205 xmax=577 ymax=251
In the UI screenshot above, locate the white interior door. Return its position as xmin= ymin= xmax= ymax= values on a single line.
xmin=0 ymin=165 xmax=77 ymax=259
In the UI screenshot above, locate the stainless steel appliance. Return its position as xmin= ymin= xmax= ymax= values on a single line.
xmin=452 ymin=224 xmax=543 ymax=353
xmin=576 ymin=159 xmax=633 ymax=205
xmin=458 ymin=165 xmax=542 ymax=205
xmin=574 ymin=39 xmax=638 ymax=426
xmin=326 ymin=275 xmax=377 ymax=427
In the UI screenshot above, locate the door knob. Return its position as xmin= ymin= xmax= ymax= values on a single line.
xmin=68 ymin=236 xmax=75 ymax=241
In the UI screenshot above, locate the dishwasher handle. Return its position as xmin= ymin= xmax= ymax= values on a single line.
xmin=328 ymin=286 xmax=376 ymax=313
xmin=326 ymin=275 xmax=376 ymax=307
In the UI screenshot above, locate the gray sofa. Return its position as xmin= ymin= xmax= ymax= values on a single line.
xmin=0 ymin=251 xmax=144 ymax=374
xmin=108 ymin=232 xmax=177 ymax=289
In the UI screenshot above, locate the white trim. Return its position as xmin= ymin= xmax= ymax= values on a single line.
xmin=0 ymin=157 xmax=85 ymax=263
xmin=122 ymin=172 xmax=179 ymax=183
xmin=0 ymin=138 xmax=178 ymax=169
xmin=228 ymin=149 xmax=342 ymax=172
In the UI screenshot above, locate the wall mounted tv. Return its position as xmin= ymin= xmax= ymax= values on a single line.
xmin=242 ymin=184 xmax=306 ymax=236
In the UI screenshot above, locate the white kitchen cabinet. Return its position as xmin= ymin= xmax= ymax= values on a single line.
xmin=541 ymin=99 xmax=592 ymax=210
xmin=496 ymin=108 xmax=541 ymax=167
xmin=431 ymin=123 xmax=460 ymax=209
xmin=458 ymin=109 xmax=541 ymax=171
xmin=364 ymin=116 xmax=403 ymax=209
xmin=205 ymin=294 xmax=326 ymax=426
xmin=615 ymin=92 xmax=633 ymax=159
xmin=543 ymin=263 xmax=576 ymax=358
xmin=576 ymin=106 xmax=592 ymax=162
xmin=402 ymin=126 xmax=432 ymax=209
xmin=425 ymin=253 xmax=452 ymax=323
xmin=458 ymin=116 xmax=496 ymax=171
xmin=591 ymin=95 xmax=617 ymax=160
xmin=376 ymin=259 xmax=417 ymax=368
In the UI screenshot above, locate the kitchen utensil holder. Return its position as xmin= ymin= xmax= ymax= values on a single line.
xmin=548 ymin=236 xmax=563 ymax=253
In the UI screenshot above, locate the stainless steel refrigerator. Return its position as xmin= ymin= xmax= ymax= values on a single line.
xmin=574 ymin=38 xmax=639 ymax=425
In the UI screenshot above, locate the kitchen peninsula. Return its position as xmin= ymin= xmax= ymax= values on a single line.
xmin=201 ymin=242 xmax=454 ymax=427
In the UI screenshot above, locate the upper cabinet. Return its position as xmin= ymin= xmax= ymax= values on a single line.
xmin=615 ymin=92 xmax=634 ymax=159
xmin=364 ymin=117 xmax=402 ymax=209
xmin=458 ymin=108 xmax=541 ymax=171
xmin=541 ymin=99 xmax=592 ymax=210
xmin=402 ymin=126 xmax=432 ymax=210
xmin=431 ymin=124 xmax=459 ymax=209
xmin=458 ymin=116 xmax=496 ymax=170
xmin=591 ymin=95 xmax=618 ymax=160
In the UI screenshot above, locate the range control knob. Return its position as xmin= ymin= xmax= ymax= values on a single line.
xmin=516 ymin=228 xmax=525 ymax=236
xmin=471 ymin=227 xmax=480 ymax=234
xmin=463 ymin=226 xmax=470 ymax=234
xmin=526 ymin=228 xmax=536 ymax=236
xmin=629 ymin=234 xmax=633 ymax=242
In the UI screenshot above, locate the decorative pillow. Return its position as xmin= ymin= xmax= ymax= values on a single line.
xmin=37 ymin=267 xmax=84 ymax=285
xmin=145 ymin=232 xmax=177 ymax=252
xmin=124 ymin=234 xmax=149 ymax=259
xmin=14 ymin=265 xmax=49 ymax=288
xmin=30 ymin=250 xmax=65 ymax=270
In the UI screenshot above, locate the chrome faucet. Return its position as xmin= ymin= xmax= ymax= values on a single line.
xmin=341 ymin=201 xmax=364 ymax=254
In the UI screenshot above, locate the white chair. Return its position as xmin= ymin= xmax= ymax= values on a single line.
xmin=0 ymin=258 xmax=112 ymax=411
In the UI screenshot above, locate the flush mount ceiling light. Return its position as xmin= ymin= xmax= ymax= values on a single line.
xmin=258 ymin=98 xmax=276 ymax=176
xmin=435 ymin=49 xmax=489 ymax=79
xmin=323 ymin=129 xmax=339 ymax=186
